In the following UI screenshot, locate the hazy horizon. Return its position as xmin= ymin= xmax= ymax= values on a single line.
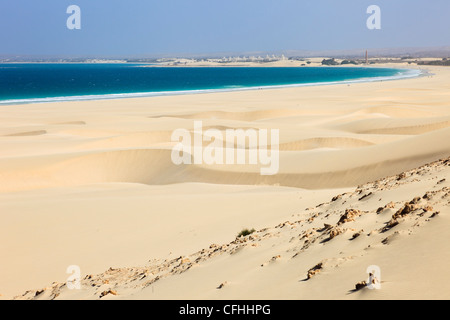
xmin=2 ymin=46 xmax=450 ymax=61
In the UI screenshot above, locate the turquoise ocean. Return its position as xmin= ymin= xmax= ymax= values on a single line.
xmin=0 ymin=64 xmax=421 ymax=105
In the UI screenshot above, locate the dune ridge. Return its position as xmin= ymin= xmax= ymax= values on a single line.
xmin=0 ymin=126 xmax=449 ymax=192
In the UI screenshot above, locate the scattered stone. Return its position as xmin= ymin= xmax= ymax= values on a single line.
xmin=392 ymin=199 xmax=421 ymax=219
xmin=35 ymin=290 xmax=44 ymax=297
xmin=217 ymin=282 xmax=228 ymax=289
xmin=410 ymin=197 xmax=421 ymax=204
xmin=381 ymin=219 xmax=400 ymax=232
xmin=431 ymin=211 xmax=440 ymax=218
xmin=100 ymin=289 xmax=118 ymax=298
xmin=351 ymin=230 xmax=364 ymax=240
xmin=355 ymin=281 xmax=367 ymax=291
xmin=385 ymin=202 xmax=396 ymax=209
xmin=331 ymin=193 xmax=349 ymax=202
xmin=329 ymin=227 xmax=343 ymax=240
xmin=307 ymin=263 xmax=323 ymax=280
xmin=397 ymin=172 xmax=407 ymax=180
xmin=337 ymin=209 xmax=362 ymax=225
xmin=423 ymin=192 xmax=433 ymax=200
xmin=359 ymin=192 xmax=373 ymax=201
xmin=270 ymin=255 xmax=281 ymax=262
xmin=331 ymin=194 xmax=342 ymax=202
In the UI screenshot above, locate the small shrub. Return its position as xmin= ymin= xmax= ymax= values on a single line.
xmin=341 ymin=60 xmax=358 ymax=65
xmin=321 ymin=58 xmax=339 ymax=66
xmin=237 ymin=228 xmax=256 ymax=238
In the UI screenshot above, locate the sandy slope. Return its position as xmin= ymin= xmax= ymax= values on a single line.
xmin=12 ymin=158 xmax=450 ymax=300
xmin=1 ymin=64 xmax=450 ymax=299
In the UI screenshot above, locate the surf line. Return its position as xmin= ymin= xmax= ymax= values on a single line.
xmin=171 ymin=121 xmax=280 ymax=175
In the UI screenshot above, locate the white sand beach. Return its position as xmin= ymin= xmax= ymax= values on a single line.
xmin=1 ymin=64 xmax=450 ymax=300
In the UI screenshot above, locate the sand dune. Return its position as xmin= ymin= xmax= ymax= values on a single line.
xmin=1 ymin=64 xmax=450 ymax=299
xmin=0 ymin=126 xmax=449 ymax=192
xmin=12 ymin=157 xmax=450 ymax=300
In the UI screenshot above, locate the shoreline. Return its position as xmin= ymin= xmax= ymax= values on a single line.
xmin=0 ymin=66 xmax=422 ymax=106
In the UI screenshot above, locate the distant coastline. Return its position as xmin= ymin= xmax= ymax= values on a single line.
xmin=2 ymin=55 xmax=448 ymax=68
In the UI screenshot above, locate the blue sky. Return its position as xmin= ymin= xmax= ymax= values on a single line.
xmin=1 ymin=0 xmax=449 ymax=56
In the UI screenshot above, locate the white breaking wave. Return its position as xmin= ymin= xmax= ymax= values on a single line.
xmin=0 ymin=68 xmax=423 ymax=106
